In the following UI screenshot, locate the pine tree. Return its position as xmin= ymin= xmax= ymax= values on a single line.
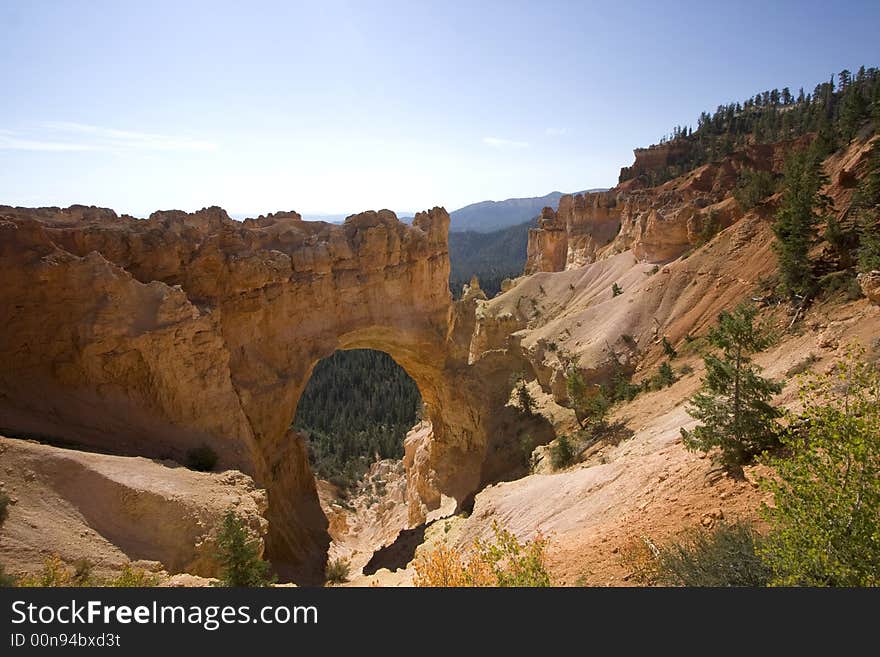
xmin=772 ymin=148 xmax=831 ymax=300
xmin=839 ymin=83 xmax=868 ymax=142
xmin=681 ymin=304 xmax=782 ymax=472
xmin=214 ymin=511 xmax=275 ymax=587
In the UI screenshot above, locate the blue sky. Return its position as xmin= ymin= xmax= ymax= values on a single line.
xmin=2 ymin=0 xmax=879 ymax=217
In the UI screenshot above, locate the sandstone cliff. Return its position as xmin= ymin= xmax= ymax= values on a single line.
xmin=526 ymin=138 xmax=811 ymax=273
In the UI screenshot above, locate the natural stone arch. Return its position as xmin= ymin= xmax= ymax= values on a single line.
xmin=0 ymin=204 xmax=531 ymax=583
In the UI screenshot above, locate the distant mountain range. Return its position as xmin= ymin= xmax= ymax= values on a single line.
xmin=229 ymin=189 xmax=608 ymax=231
xmin=448 ymin=189 xmax=607 ymax=233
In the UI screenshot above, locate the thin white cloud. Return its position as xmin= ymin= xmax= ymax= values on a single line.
xmin=0 ymin=133 xmax=96 ymax=151
xmin=482 ymin=136 xmax=529 ymax=149
xmin=0 ymin=122 xmax=218 ymax=153
xmin=545 ymin=127 xmax=567 ymax=137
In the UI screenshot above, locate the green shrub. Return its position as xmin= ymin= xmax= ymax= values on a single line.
xmin=581 ymin=387 xmax=611 ymax=425
xmin=650 ymin=361 xmax=677 ymax=390
xmin=823 ymin=216 xmax=859 ymax=269
xmin=678 ymin=334 xmax=709 ymax=358
xmin=760 ymin=347 xmax=880 ymax=586
xmin=611 ymin=282 xmax=623 ymax=297
xmin=213 ymin=511 xmax=275 ymax=587
xmin=325 ymin=558 xmax=351 ymax=585
xmin=186 ymin=445 xmax=218 ymax=472
xmin=662 ymin=337 xmax=677 ymax=359
xmin=610 ymin=373 xmax=641 ymax=402
xmin=627 ymin=521 xmax=771 ymax=587
xmin=549 ymin=435 xmax=576 ymax=470
xmin=695 ymin=209 xmax=722 ymax=246
xmin=478 ymin=522 xmax=552 ymax=587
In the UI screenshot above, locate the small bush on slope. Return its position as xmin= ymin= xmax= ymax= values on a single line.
xmin=549 ymin=434 xmax=576 ymax=470
xmin=17 ymin=555 xmax=83 ymax=587
xmin=325 ymin=558 xmax=351 ymax=585
xmin=15 ymin=556 xmax=158 ymax=587
xmin=565 ymin=366 xmax=611 ymax=427
xmin=650 ymin=361 xmax=677 ymax=390
xmin=414 ymin=522 xmax=550 ymax=587
xmin=108 ymin=564 xmax=160 ymax=587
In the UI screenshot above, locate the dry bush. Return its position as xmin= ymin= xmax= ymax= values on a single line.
xmin=414 ymin=522 xmax=550 ymax=587
xmin=16 ymin=555 xmax=158 ymax=587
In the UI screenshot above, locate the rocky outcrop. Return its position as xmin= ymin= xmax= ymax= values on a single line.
xmin=525 ymin=208 xmax=568 ymax=273
xmin=0 ymin=203 xmax=540 ymax=582
xmin=0 ymin=436 xmax=267 ymax=579
xmin=526 ymin=139 xmax=810 ymax=273
xmin=525 ymin=188 xmax=722 ymax=270
xmin=618 ymin=140 xmax=694 ymax=184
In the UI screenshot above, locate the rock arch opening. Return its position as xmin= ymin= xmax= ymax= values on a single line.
xmin=295 ymin=348 xmax=422 ymax=490
xmin=295 ymin=348 xmax=425 ymax=576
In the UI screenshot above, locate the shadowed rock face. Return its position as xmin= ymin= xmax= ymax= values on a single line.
xmin=0 ymin=204 xmax=536 ymax=582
